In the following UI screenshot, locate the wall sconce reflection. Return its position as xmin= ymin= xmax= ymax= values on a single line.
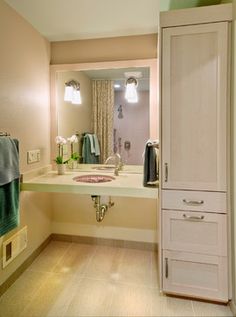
xmin=125 ymin=77 xmax=138 ymax=103
xmin=64 ymin=80 xmax=82 ymax=105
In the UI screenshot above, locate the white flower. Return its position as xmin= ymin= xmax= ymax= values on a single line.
xmin=67 ymin=134 xmax=78 ymax=143
xmin=55 ymin=136 xmax=67 ymax=145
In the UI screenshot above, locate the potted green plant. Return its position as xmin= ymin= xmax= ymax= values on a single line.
xmin=67 ymin=134 xmax=81 ymax=169
xmin=55 ymin=136 xmax=69 ymax=174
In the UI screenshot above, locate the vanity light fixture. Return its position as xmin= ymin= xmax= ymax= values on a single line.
xmin=125 ymin=77 xmax=138 ymax=103
xmin=64 ymin=80 xmax=82 ymax=105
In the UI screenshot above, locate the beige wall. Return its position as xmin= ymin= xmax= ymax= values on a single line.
xmin=52 ymin=194 xmax=158 ymax=243
xmin=0 ymin=0 xmax=51 ymax=285
xmin=57 ymin=71 xmax=92 ymax=156
xmin=51 ymin=34 xmax=157 ymax=65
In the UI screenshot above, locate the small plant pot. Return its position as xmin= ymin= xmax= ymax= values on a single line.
xmin=57 ymin=164 xmax=66 ymax=175
xmin=68 ymin=160 xmax=78 ymax=169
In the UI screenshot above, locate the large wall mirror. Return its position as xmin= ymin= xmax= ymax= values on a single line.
xmin=51 ymin=59 xmax=158 ymax=167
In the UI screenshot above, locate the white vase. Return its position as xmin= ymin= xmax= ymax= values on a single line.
xmin=57 ymin=164 xmax=66 ymax=175
xmin=68 ymin=160 xmax=78 ymax=169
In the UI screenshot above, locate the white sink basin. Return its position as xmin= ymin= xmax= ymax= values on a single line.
xmin=73 ymin=174 xmax=115 ymax=183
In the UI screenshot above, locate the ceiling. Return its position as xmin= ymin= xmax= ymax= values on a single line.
xmin=4 ymin=0 xmax=226 ymax=42
xmin=4 ymin=0 xmax=160 ymax=42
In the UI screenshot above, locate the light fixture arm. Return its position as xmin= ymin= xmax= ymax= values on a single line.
xmin=65 ymin=80 xmax=80 ymax=90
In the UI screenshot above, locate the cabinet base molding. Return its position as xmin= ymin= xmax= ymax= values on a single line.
xmin=163 ymin=292 xmax=229 ymax=305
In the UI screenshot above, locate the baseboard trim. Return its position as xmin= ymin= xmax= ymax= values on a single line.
xmin=52 ymin=222 xmax=158 ymax=244
xmin=230 ymin=300 xmax=236 ymax=316
xmin=0 ymin=235 xmax=52 ymax=298
xmin=51 ymin=233 xmax=158 ymax=251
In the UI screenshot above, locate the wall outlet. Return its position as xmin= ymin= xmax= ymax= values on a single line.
xmin=2 ymin=226 xmax=27 ymax=268
xmin=27 ymin=149 xmax=40 ymax=164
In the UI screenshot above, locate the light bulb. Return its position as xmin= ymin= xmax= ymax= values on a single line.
xmin=72 ymin=89 xmax=82 ymax=104
xmin=64 ymin=86 xmax=73 ymax=102
xmin=125 ymin=82 xmax=138 ymax=103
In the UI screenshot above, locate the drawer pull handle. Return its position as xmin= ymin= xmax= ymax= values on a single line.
xmin=164 ymin=163 xmax=168 ymax=182
xmin=165 ymin=257 xmax=168 ymax=278
xmin=183 ymin=214 xmax=205 ymax=221
xmin=183 ymin=199 xmax=204 ymax=206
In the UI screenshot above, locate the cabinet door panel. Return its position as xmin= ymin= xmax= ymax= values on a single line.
xmin=162 ymin=210 xmax=227 ymax=256
xmin=162 ymin=22 xmax=228 ymax=191
xmin=163 ymin=250 xmax=228 ymax=302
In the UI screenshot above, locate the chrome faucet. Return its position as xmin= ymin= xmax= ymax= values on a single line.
xmin=105 ymin=153 xmax=123 ymax=176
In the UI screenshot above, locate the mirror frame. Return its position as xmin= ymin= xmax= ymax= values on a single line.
xmin=50 ymin=59 xmax=158 ymax=166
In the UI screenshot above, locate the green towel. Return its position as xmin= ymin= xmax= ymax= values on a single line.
xmin=0 ymin=179 xmax=19 ymax=236
xmin=82 ymin=134 xmax=100 ymax=164
xmin=0 ymin=138 xmax=19 ymax=185
xmin=0 ymin=137 xmax=20 ymax=236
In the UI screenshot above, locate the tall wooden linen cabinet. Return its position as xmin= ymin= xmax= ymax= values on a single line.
xmin=159 ymin=4 xmax=232 ymax=302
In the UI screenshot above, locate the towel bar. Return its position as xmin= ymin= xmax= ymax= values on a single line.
xmin=0 ymin=132 xmax=10 ymax=136
xmin=147 ymin=142 xmax=159 ymax=148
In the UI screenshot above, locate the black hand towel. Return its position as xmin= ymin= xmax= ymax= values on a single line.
xmin=143 ymin=142 xmax=158 ymax=187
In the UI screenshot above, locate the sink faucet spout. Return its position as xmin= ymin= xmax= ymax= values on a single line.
xmin=105 ymin=153 xmax=123 ymax=176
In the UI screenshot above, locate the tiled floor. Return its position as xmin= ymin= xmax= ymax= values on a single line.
xmin=0 ymin=240 xmax=233 ymax=317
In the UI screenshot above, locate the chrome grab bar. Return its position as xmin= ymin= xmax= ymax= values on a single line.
xmin=183 ymin=199 xmax=204 ymax=206
xmin=183 ymin=214 xmax=205 ymax=221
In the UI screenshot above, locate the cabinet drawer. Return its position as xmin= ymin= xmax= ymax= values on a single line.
xmin=162 ymin=190 xmax=227 ymax=213
xmin=162 ymin=210 xmax=227 ymax=256
xmin=162 ymin=250 xmax=228 ymax=302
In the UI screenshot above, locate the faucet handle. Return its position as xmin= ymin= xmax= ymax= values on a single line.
xmin=114 ymin=167 xmax=119 ymax=176
xmin=118 ymin=161 xmax=124 ymax=170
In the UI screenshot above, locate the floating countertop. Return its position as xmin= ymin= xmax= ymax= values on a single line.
xmin=20 ymin=165 xmax=158 ymax=199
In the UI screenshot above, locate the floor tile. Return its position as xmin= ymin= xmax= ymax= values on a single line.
xmin=21 ymin=272 xmax=77 ymax=317
xmin=0 ymin=241 xmax=233 ymax=317
xmin=117 ymin=248 xmax=153 ymax=287
xmin=192 ymin=300 xmax=233 ymax=317
xmin=110 ymin=283 xmax=153 ymax=316
xmin=151 ymin=251 xmax=159 ymax=288
xmin=152 ymin=295 xmax=195 ymax=317
xmin=27 ymin=241 xmax=71 ymax=273
xmin=84 ymin=245 xmax=123 ymax=282
xmin=0 ymin=270 xmax=51 ymax=317
xmin=53 ymin=243 xmax=96 ymax=275
xmin=151 ymin=293 xmax=170 ymax=317
xmin=65 ymin=277 xmax=114 ymax=316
